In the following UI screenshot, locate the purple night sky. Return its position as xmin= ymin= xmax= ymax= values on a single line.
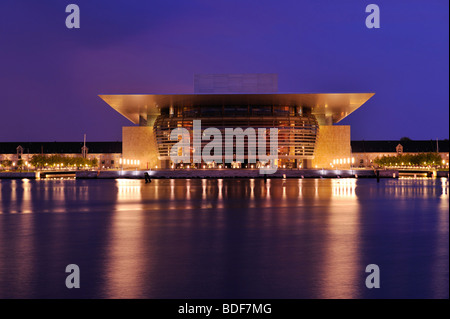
xmin=0 ymin=0 xmax=448 ymax=142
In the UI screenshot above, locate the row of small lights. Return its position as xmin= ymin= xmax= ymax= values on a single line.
xmin=6 ymin=161 xmax=32 ymax=168
xmin=170 ymin=163 xmax=295 ymax=169
xmin=119 ymin=158 xmax=140 ymax=166
xmin=384 ymin=160 xmax=449 ymax=167
xmin=172 ymin=163 xmax=263 ymax=169
xmin=2 ymin=161 xmax=94 ymax=168
xmin=172 ymin=163 xmax=225 ymax=169
xmin=332 ymin=158 xmax=355 ymax=165
xmin=41 ymin=162 xmax=91 ymax=168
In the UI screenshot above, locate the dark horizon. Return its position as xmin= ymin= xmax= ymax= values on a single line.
xmin=0 ymin=0 xmax=448 ymax=142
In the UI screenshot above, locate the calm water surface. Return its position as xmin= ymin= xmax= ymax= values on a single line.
xmin=0 ymin=178 xmax=448 ymax=299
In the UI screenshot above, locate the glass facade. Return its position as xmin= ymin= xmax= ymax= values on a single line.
xmin=153 ymin=104 xmax=319 ymax=167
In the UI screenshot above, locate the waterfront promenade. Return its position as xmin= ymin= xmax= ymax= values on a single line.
xmin=2 ymin=167 xmax=449 ymax=180
xmin=1 ymin=168 xmax=447 ymax=179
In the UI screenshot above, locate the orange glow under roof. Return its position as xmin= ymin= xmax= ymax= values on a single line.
xmin=100 ymin=92 xmax=375 ymax=124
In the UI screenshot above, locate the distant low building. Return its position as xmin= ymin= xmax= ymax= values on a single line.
xmin=0 ymin=142 xmax=122 ymax=169
xmin=1 ymin=140 xmax=448 ymax=170
xmin=351 ymin=140 xmax=449 ymax=168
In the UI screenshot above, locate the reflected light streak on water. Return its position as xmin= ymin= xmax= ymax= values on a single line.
xmin=103 ymin=179 xmax=146 ymax=298
xmin=319 ymin=179 xmax=359 ymax=298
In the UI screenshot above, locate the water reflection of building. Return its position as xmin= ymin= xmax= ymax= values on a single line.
xmin=116 ymin=179 xmax=142 ymax=201
xmin=135 ymin=178 xmax=364 ymax=203
xmin=383 ymin=178 xmax=448 ymax=198
xmin=332 ymin=179 xmax=356 ymax=198
xmin=440 ymin=177 xmax=448 ymax=198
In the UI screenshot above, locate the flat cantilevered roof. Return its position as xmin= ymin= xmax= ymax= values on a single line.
xmin=99 ymin=93 xmax=374 ymax=124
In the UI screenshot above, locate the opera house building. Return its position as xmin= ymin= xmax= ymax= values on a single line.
xmin=100 ymin=74 xmax=374 ymax=170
